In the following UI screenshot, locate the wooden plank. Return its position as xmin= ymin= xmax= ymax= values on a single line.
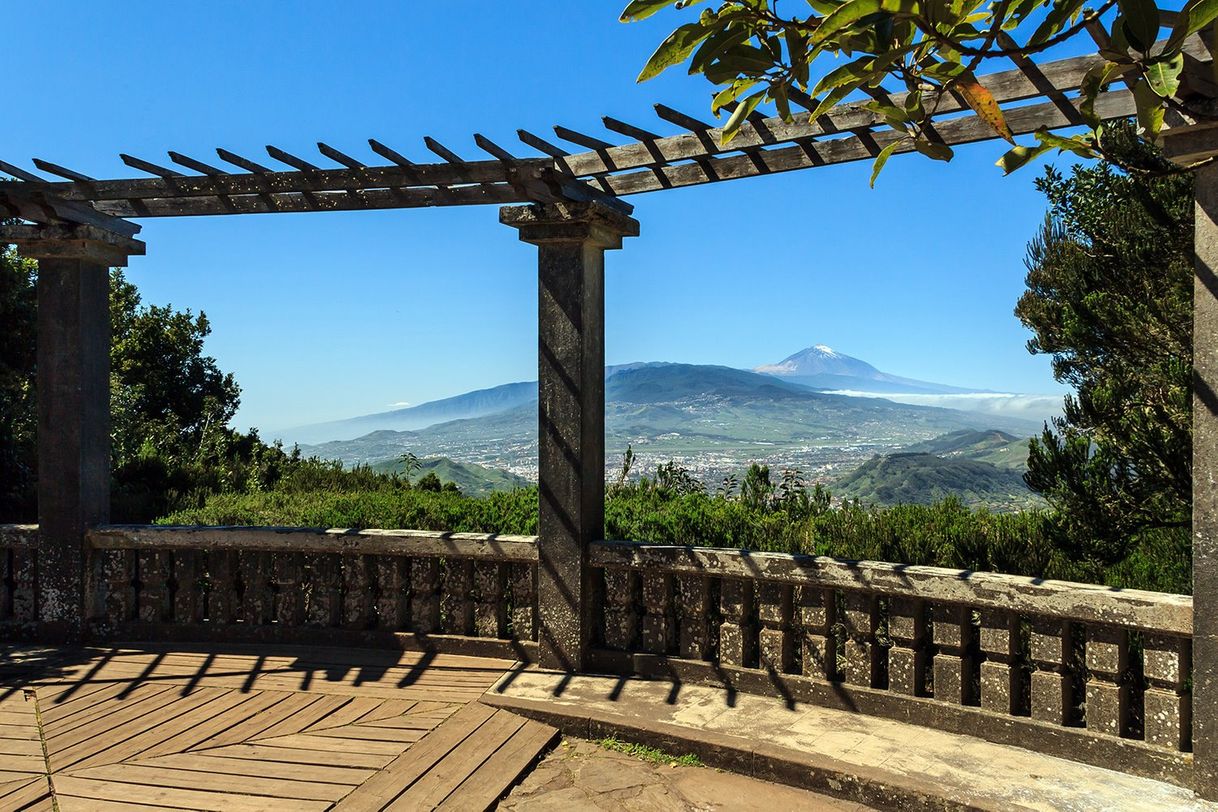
xmin=18 ymin=158 xmax=550 ymax=202
xmin=387 ymin=709 xmax=526 ymax=810
xmin=599 ymin=89 xmax=1142 ymax=197
xmin=187 ymin=691 xmax=318 ymax=750
xmin=0 ymin=776 xmax=52 ymax=809
xmin=46 ymin=687 xmax=184 ymax=756
xmin=71 ymin=762 xmax=351 ymax=802
xmin=300 ymin=697 xmax=384 ymax=732
xmin=135 ymin=751 xmax=375 ymax=786
xmin=254 ymin=694 xmax=351 ymax=740
xmin=68 ymin=688 xmax=239 ymax=770
xmin=52 ymin=774 xmax=330 ymax=812
xmin=194 ymin=743 xmax=393 ymax=770
xmin=332 ymin=702 xmax=496 ymax=810
xmin=305 ymin=724 xmax=428 ymax=744
xmin=138 ymin=691 xmax=291 ymax=758
xmin=437 ymin=718 xmax=558 ymax=811
xmin=101 ymin=640 xmax=517 ymax=672
xmin=57 ymin=797 xmax=190 ymax=812
xmin=251 ymin=733 xmax=407 ymax=756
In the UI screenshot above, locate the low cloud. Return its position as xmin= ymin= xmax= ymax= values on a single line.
xmin=826 ymin=391 xmax=1065 ymax=424
xmin=390 ymin=401 xmax=412 ymax=408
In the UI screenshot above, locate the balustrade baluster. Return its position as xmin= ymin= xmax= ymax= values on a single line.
xmin=933 ymin=604 xmax=976 ymax=705
xmin=96 ymin=549 xmax=133 ymax=628
xmin=208 ymin=551 xmax=238 ymax=624
xmin=797 ymin=586 xmax=837 ymax=681
xmin=137 ymin=550 xmax=171 ymax=624
xmin=440 ymin=559 xmax=474 ymax=635
xmin=719 ymin=578 xmax=756 ymax=668
xmin=273 ymin=554 xmax=305 ymax=627
xmin=306 ymin=554 xmax=342 ymax=626
xmin=1086 ymin=625 xmax=1130 ymax=737
xmin=757 ymin=581 xmax=793 ymax=674
xmin=173 ymin=551 xmax=202 ymax=625
xmin=239 ymin=552 xmax=272 ymax=625
xmin=374 ymin=556 xmax=408 ymax=630
xmin=841 ymin=592 xmax=878 ymax=687
xmin=410 ymin=557 xmax=441 ymax=634
xmin=1143 ymin=634 xmax=1192 ymax=751
xmin=473 ymin=561 xmax=507 ymax=638
xmin=601 ymin=568 xmax=639 ymax=650
xmin=979 ymin=609 xmax=1020 ymax=714
xmin=888 ymin=597 xmax=926 ymax=696
xmin=677 ymin=574 xmax=713 ymax=660
xmin=1029 ymin=618 xmax=1073 ymax=725
xmin=510 ymin=563 xmax=537 ymax=641
xmin=342 ymin=554 xmax=372 ymax=629
xmin=641 ymin=572 xmax=675 ymax=654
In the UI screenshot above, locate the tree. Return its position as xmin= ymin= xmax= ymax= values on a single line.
xmin=0 ymin=251 xmax=253 ymax=521
xmin=0 ymin=241 xmax=36 ymax=520
xmin=620 ymin=0 xmax=1218 ymax=181
xmin=1015 ymin=122 xmax=1192 ymax=566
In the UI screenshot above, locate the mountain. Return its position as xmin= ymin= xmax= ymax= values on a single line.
xmin=834 ymin=453 xmax=1040 ymax=511
xmin=300 ymin=363 xmax=1042 ymax=488
xmin=755 ymin=344 xmax=981 ymax=395
xmin=281 ymin=381 xmax=537 ymax=445
xmin=900 ymin=429 xmax=1032 ymax=471
xmin=369 ymin=456 xmax=530 ymax=497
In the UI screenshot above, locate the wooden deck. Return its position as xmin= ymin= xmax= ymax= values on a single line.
xmin=0 ymin=643 xmax=555 ymax=811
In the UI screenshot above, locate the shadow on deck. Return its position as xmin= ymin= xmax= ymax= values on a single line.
xmin=0 ymin=643 xmax=557 ymax=811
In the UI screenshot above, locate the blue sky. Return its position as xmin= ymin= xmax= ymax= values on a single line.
xmin=4 ymin=1 xmax=1081 ymax=434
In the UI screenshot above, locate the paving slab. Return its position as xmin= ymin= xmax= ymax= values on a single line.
xmin=484 ymin=668 xmax=1216 ymax=812
xmin=498 ymin=737 xmax=869 ymax=811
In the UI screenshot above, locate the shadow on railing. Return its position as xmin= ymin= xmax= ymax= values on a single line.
xmin=587 ymin=539 xmax=1194 ymax=787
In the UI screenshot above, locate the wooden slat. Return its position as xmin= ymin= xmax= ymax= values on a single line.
xmin=597 ymin=88 xmax=1140 ymax=197
xmin=52 ymin=774 xmax=330 ymax=812
xmin=332 ymin=702 xmax=496 ymax=810
xmin=137 ymin=691 xmax=291 ymax=758
xmin=197 ymin=742 xmax=394 ymax=770
xmin=136 ymin=751 xmax=375 ymax=785
xmin=387 ymin=709 xmax=526 ymax=809
xmin=71 ymin=762 xmax=351 ymax=802
xmin=436 ymin=718 xmax=558 ymax=811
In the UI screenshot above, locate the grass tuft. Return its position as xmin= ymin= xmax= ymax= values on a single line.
xmin=594 ymin=736 xmax=702 ymax=767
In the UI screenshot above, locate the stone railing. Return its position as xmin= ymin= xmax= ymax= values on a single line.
xmin=0 ymin=525 xmax=37 ymax=633
xmin=589 ymin=540 xmax=1194 ymax=785
xmin=85 ymin=526 xmax=540 ymax=659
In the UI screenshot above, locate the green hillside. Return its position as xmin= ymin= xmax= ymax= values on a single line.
xmin=901 ymin=429 xmax=1032 ymax=471
xmin=834 ymin=452 xmax=1042 ymax=511
xmin=371 ymin=456 xmax=528 ymax=497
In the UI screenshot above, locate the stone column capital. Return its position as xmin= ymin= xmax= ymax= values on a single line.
xmin=500 ymin=201 xmax=639 ymax=249
xmin=0 ymin=223 xmax=145 ymax=267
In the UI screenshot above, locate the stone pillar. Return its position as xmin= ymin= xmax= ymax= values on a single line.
xmin=3 ymin=223 xmax=143 ymax=641
xmin=501 ymin=201 xmax=639 ymax=671
xmin=1194 ymin=159 xmax=1218 ymax=795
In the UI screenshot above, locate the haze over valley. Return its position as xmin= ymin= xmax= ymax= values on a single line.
xmin=275 ymin=345 xmax=1058 ymax=509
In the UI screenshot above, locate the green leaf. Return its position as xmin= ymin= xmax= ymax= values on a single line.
xmin=996 ymin=142 xmax=1053 ymax=174
xmin=811 ymin=0 xmax=916 ymax=47
xmin=869 ymin=140 xmax=900 ymax=187
xmin=637 ymin=22 xmax=715 ymax=82
xmin=711 ymin=78 xmax=758 ymax=113
xmin=722 ymin=91 xmax=764 ymax=144
xmin=913 ymin=140 xmax=953 ymax=161
xmin=1117 ymin=0 xmax=1159 ymax=52
xmin=1145 ymin=52 xmax=1185 ymax=98
xmin=773 ymin=83 xmax=793 ymax=121
xmin=1167 ymin=0 xmax=1218 ymax=50
xmin=1133 ymin=76 xmax=1166 ymax=135
xmin=690 ymin=26 xmax=750 ymax=73
xmin=620 ymin=0 xmax=681 ymax=22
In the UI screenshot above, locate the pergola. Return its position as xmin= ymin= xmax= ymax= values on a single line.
xmin=5 ymin=23 xmax=1218 ymax=798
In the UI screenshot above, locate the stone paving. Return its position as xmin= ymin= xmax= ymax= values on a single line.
xmin=497 ymin=737 xmax=871 ymax=811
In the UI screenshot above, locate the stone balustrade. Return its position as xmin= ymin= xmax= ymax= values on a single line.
xmin=83 ymin=525 xmax=539 ymax=657
xmin=588 ymin=540 xmax=1194 ymax=785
